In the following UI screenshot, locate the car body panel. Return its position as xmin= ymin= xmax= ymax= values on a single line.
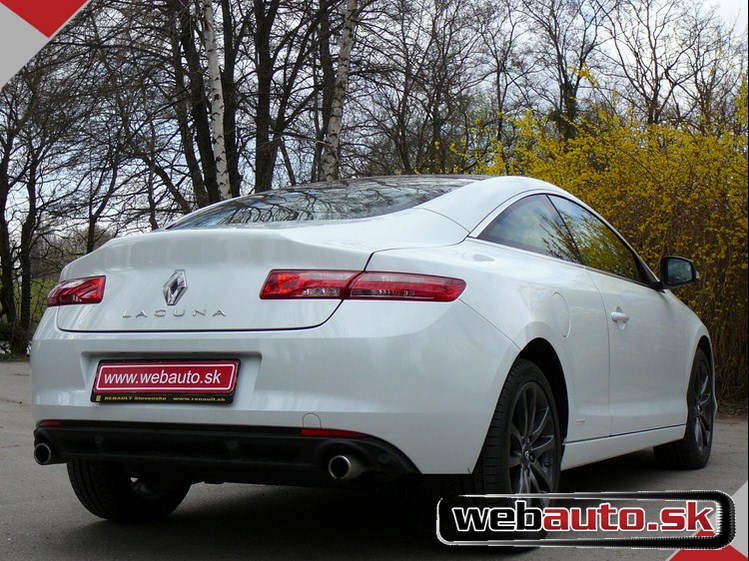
xmin=589 ymin=271 xmax=691 ymax=434
xmin=368 ymin=239 xmax=613 ymax=443
xmin=561 ymin=426 xmax=686 ymax=470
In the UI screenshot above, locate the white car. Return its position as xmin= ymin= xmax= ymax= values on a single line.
xmin=31 ymin=175 xmax=715 ymax=522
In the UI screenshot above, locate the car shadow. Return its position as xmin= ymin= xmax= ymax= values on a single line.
xmin=50 ymin=448 xmax=681 ymax=560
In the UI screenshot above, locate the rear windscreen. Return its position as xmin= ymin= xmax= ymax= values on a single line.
xmin=168 ymin=176 xmax=479 ymax=229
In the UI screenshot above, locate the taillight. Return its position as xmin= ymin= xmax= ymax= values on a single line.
xmin=260 ymin=270 xmax=465 ymax=302
xmin=348 ymin=272 xmax=465 ymax=301
xmin=260 ymin=270 xmax=358 ymax=299
xmin=47 ymin=276 xmax=106 ymax=307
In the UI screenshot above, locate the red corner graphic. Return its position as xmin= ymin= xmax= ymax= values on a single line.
xmin=671 ymin=529 xmax=747 ymax=561
xmin=671 ymin=546 xmax=747 ymax=561
xmin=1 ymin=0 xmax=89 ymax=37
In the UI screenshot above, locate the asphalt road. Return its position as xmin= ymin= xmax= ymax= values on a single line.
xmin=1 ymin=360 xmax=746 ymax=561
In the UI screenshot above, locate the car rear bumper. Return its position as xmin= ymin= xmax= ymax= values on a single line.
xmin=33 ymin=421 xmax=418 ymax=486
xmin=31 ymin=299 xmax=519 ymax=474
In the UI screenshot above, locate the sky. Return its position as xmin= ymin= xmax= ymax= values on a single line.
xmin=712 ymin=0 xmax=749 ymax=31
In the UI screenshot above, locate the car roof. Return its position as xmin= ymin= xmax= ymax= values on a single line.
xmin=420 ymin=175 xmax=570 ymax=231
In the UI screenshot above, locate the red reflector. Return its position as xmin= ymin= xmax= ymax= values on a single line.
xmin=300 ymin=428 xmax=366 ymax=438
xmin=261 ymin=270 xmax=465 ymax=302
xmin=260 ymin=270 xmax=358 ymax=299
xmin=38 ymin=420 xmax=63 ymax=427
xmin=348 ymin=272 xmax=465 ymax=302
xmin=47 ymin=276 xmax=106 ymax=307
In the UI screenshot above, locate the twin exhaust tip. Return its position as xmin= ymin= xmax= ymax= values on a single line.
xmin=327 ymin=454 xmax=365 ymax=481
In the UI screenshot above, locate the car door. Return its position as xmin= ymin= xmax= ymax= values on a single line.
xmin=549 ymin=196 xmax=688 ymax=435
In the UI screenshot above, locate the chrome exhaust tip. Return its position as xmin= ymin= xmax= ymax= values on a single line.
xmin=327 ymin=454 xmax=365 ymax=481
xmin=34 ymin=442 xmax=54 ymax=465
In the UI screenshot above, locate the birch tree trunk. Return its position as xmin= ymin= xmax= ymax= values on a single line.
xmin=201 ymin=0 xmax=232 ymax=199
xmin=321 ymin=0 xmax=359 ymax=181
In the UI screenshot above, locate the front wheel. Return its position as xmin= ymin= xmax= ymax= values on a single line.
xmin=654 ymin=348 xmax=714 ymax=469
xmin=67 ymin=459 xmax=190 ymax=523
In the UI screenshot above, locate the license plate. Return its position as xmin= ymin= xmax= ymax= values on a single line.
xmin=91 ymin=360 xmax=239 ymax=404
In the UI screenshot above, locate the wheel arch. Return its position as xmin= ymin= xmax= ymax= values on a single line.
xmin=696 ymin=335 xmax=717 ymax=415
xmin=517 ymin=338 xmax=569 ymax=442
xmin=697 ymin=336 xmax=713 ymax=372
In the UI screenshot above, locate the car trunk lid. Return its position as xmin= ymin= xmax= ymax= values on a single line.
xmin=54 ymin=209 xmax=467 ymax=332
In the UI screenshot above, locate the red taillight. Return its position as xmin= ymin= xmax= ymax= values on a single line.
xmin=47 ymin=276 xmax=106 ymax=307
xmin=260 ymin=270 xmax=465 ymax=302
xmin=348 ymin=272 xmax=466 ymax=302
xmin=260 ymin=270 xmax=358 ymax=299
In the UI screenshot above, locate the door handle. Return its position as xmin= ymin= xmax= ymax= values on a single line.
xmin=610 ymin=308 xmax=629 ymax=324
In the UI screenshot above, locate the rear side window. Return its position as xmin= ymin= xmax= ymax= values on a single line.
xmin=169 ymin=176 xmax=477 ymax=229
xmin=549 ymin=196 xmax=644 ymax=283
xmin=478 ymin=195 xmax=582 ymax=263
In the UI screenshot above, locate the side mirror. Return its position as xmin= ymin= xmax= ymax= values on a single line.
xmin=659 ymin=256 xmax=699 ymax=289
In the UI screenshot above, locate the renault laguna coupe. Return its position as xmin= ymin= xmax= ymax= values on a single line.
xmin=31 ymin=175 xmax=714 ymax=522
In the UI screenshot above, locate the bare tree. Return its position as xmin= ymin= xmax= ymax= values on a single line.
xmin=352 ymin=0 xmax=484 ymax=174
xmin=320 ymin=0 xmax=362 ymax=180
xmin=0 ymin=55 xmax=84 ymax=353
xmin=250 ymin=0 xmax=338 ymax=191
xmin=201 ymin=0 xmax=232 ymax=199
xmin=679 ymin=9 xmax=747 ymax=131
xmin=604 ymin=0 xmax=699 ymax=125
xmin=473 ymin=0 xmax=528 ymax=168
xmin=520 ymin=0 xmax=613 ymax=138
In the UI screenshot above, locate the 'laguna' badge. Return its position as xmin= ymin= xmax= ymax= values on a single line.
xmin=163 ymin=270 xmax=188 ymax=306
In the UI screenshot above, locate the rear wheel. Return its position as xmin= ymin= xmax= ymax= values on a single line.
xmin=466 ymin=358 xmax=561 ymax=502
xmin=654 ymin=348 xmax=714 ymax=469
xmin=67 ymin=459 xmax=190 ymax=523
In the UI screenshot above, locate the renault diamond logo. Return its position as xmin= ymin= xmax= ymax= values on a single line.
xmin=163 ymin=270 xmax=188 ymax=306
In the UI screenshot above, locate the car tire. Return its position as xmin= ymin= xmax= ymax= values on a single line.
xmin=465 ymin=358 xmax=562 ymax=500
xmin=67 ymin=459 xmax=190 ymax=522
xmin=654 ymin=348 xmax=714 ymax=470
